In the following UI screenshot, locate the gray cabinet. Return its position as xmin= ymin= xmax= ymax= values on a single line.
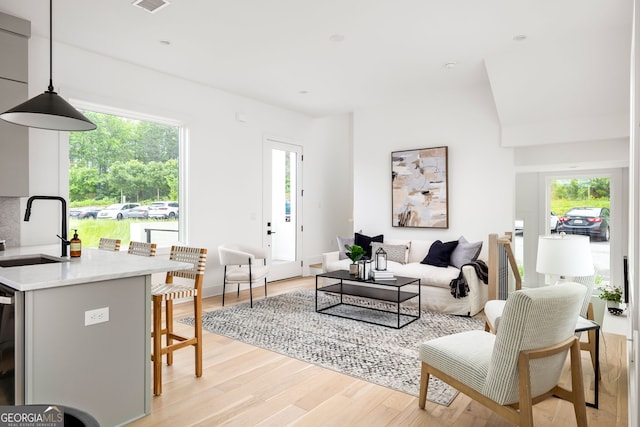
xmin=0 ymin=28 xmax=28 ymax=82
xmin=24 ymin=276 xmax=151 ymax=426
xmin=0 ymin=79 xmax=28 ymax=196
xmin=0 ymin=12 xmax=30 ymax=197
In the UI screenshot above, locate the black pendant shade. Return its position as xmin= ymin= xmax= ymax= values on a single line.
xmin=0 ymin=0 xmax=96 ymax=132
xmin=1 ymin=89 xmax=96 ymax=131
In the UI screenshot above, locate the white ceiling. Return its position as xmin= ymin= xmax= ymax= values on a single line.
xmin=0 ymin=0 xmax=633 ymax=124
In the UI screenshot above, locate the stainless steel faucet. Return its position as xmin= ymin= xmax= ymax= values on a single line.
xmin=24 ymin=195 xmax=69 ymax=257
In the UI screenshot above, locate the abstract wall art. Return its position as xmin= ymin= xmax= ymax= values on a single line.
xmin=391 ymin=146 xmax=448 ymax=228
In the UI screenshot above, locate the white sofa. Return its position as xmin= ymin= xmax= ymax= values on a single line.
xmin=322 ymin=238 xmax=488 ymax=316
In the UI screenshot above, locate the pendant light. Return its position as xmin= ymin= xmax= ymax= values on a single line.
xmin=0 ymin=0 xmax=96 ymax=131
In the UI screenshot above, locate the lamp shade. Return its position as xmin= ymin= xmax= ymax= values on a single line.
xmin=536 ymin=234 xmax=594 ymax=277
xmin=0 ymin=90 xmax=96 ymax=131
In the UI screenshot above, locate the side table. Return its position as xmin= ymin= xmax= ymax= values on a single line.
xmin=575 ymin=316 xmax=600 ymax=408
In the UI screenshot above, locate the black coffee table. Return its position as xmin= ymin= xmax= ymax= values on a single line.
xmin=315 ymin=270 xmax=421 ymax=328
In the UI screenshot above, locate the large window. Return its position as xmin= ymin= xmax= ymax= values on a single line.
xmin=515 ymin=176 xmax=611 ymax=284
xmin=69 ymin=109 xmax=183 ymax=248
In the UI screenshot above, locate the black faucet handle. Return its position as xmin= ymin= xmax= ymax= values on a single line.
xmin=56 ymin=234 xmax=70 ymax=245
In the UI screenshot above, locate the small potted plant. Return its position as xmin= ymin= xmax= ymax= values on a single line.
xmin=344 ymin=244 xmax=365 ymax=275
xmin=598 ymin=285 xmax=624 ymax=315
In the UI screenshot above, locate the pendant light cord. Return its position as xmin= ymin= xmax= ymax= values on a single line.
xmin=48 ymin=0 xmax=54 ymax=93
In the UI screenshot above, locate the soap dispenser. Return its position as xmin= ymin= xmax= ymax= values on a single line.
xmin=70 ymin=229 xmax=82 ymax=257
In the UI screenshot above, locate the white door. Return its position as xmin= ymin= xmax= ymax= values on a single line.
xmin=263 ymin=139 xmax=303 ymax=281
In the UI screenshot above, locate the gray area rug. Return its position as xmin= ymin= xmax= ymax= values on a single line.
xmin=180 ymin=289 xmax=485 ymax=406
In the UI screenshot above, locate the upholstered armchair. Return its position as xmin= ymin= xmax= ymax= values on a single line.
xmin=218 ymin=244 xmax=270 ymax=307
xmin=419 ymin=282 xmax=588 ymax=427
xmin=484 ymin=276 xmax=598 ymax=374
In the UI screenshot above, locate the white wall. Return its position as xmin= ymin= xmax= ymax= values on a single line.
xmin=628 ymin=1 xmax=640 ymax=425
xmin=351 ymin=84 xmax=514 ymax=255
xmin=20 ymin=36 xmax=353 ymax=295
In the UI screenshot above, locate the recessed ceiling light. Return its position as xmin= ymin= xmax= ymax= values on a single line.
xmin=329 ymin=34 xmax=345 ymax=43
xmin=443 ymin=62 xmax=457 ymax=69
xmin=513 ymin=34 xmax=527 ymax=42
xmin=159 ymin=40 xmax=171 ymax=45
xmin=298 ymin=90 xmax=309 ymax=95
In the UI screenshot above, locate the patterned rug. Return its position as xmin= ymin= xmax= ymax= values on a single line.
xmin=180 ymin=289 xmax=485 ymax=406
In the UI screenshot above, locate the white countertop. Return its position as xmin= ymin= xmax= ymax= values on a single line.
xmin=0 ymin=245 xmax=191 ymax=291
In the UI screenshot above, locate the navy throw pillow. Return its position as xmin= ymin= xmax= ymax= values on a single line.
xmin=421 ymin=240 xmax=459 ymax=267
xmin=354 ymin=232 xmax=384 ymax=259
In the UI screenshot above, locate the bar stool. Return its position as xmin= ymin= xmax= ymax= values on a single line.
xmin=151 ymin=245 xmax=207 ymax=395
xmin=98 ymin=237 xmax=121 ymax=251
xmin=128 ymin=241 xmax=157 ymax=257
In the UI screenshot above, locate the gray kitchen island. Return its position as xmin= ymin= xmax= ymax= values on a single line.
xmin=0 ymin=245 xmax=191 ymax=426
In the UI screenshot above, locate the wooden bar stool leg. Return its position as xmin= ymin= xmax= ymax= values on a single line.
xmin=195 ymin=293 xmax=203 ymax=377
xmin=152 ymin=296 xmax=163 ymax=396
xmin=166 ymin=299 xmax=174 ymax=366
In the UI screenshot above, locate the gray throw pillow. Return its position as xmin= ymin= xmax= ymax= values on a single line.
xmin=370 ymin=242 xmax=409 ymax=264
xmin=336 ymin=235 xmax=354 ymax=260
xmin=450 ymin=236 xmax=483 ymax=268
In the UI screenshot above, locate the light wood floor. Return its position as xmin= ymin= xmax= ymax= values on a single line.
xmin=128 ymin=277 xmax=628 ymax=427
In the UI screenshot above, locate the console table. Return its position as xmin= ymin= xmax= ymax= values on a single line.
xmin=315 ymin=270 xmax=420 ymax=329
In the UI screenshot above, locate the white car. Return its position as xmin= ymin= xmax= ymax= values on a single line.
xmin=97 ymin=203 xmax=141 ymax=220
xmin=549 ymin=211 xmax=559 ymax=232
xmin=148 ymin=201 xmax=179 ymax=219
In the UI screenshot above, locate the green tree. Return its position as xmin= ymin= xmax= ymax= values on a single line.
xmin=69 ymin=167 xmax=99 ymax=200
xmin=69 ymin=111 xmax=180 ymax=205
xmin=164 ymin=159 xmax=179 ymax=200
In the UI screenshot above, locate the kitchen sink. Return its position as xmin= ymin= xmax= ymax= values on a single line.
xmin=0 ymin=254 xmax=67 ymax=268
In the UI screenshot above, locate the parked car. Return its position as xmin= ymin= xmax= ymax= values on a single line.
xmin=97 ymin=203 xmax=141 ymax=220
xmin=148 ymin=201 xmax=179 ymax=219
xmin=557 ymin=207 xmax=610 ymax=241
xmin=127 ymin=205 xmax=150 ymax=219
xmin=69 ymin=206 xmax=101 ymax=219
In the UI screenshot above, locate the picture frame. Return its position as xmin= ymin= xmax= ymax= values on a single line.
xmin=391 ymin=146 xmax=448 ymax=228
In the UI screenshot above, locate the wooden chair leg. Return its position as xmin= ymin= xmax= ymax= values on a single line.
xmin=418 ymin=362 xmax=429 ymax=409
xmin=166 ymin=299 xmax=174 ymax=366
xmin=195 ymin=294 xmax=203 ymax=377
xmin=152 ymin=296 xmax=163 ymax=396
xmin=517 ymin=352 xmax=535 ymax=427
xmin=570 ymin=340 xmax=588 ymax=427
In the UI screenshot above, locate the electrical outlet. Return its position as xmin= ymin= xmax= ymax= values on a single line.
xmin=85 ymin=307 xmax=109 ymax=326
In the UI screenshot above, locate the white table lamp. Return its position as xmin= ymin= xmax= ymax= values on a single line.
xmin=536 ymin=234 xmax=594 ymax=280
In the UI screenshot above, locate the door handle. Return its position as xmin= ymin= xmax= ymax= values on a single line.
xmin=267 ymin=230 xmax=276 ymax=235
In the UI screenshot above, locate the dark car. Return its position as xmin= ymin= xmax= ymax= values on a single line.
xmin=69 ymin=206 xmax=101 ymax=219
xmin=557 ymin=207 xmax=610 ymax=241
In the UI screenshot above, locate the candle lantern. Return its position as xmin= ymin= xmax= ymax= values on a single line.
xmin=375 ymin=247 xmax=387 ymax=271
xmin=358 ymin=259 xmax=374 ymax=280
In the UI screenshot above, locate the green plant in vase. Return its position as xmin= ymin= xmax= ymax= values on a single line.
xmin=344 ymin=244 xmax=365 ymax=275
xmin=598 ymin=285 xmax=623 ymax=315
